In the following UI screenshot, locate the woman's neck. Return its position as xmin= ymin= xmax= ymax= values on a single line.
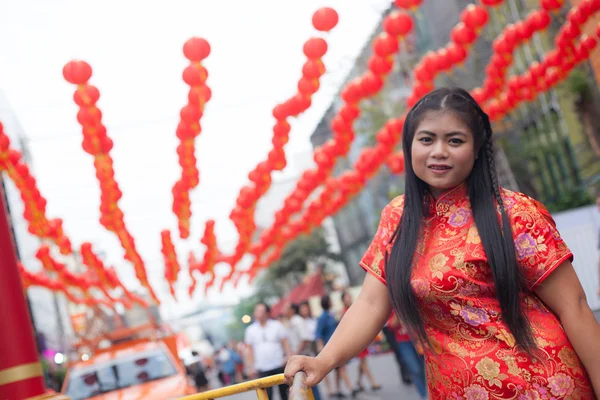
xmin=429 ymin=182 xmax=466 ymax=199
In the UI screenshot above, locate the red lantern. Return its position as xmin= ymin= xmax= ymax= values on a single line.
xmin=340 ymin=80 xmax=363 ymax=104
xmin=180 ymin=105 xmax=202 ymax=123
xmin=481 ymin=0 xmax=504 ymax=5
xmin=339 ymin=104 xmax=360 ymax=122
xmin=471 ymin=87 xmax=486 ymax=104
xmin=516 ymin=20 xmax=534 ymax=41
xmin=412 ymin=80 xmax=433 ymax=98
xmin=312 ymin=7 xmax=339 ymax=32
xmin=451 ymin=23 xmax=477 ymax=47
xmin=383 ymin=11 xmax=414 ymax=37
xmin=368 ymin=56 xmax=394 ymax=75
xmin=545 ymin=49 xmax=561 ymax=67
xmin=447 ymin=43 xmax=467 ymax=64
xmin=563 ymin=22 xmax=581 ymax=41
xmin=303 ymin=38 xmax=328 ymax=60
xmin=413 ymin=63 xmax=433 ymax=83
xmin=63 ymin=60 xmax=92 ymax=85
xmin=298 ymin=77 xmax=320 ymax=95
xmin=331 ymin=116 xmax=351 ymax=134
xmin=373 ymin=33 xmax=399 ymax=57
xmin=302 ymin=60 xmax=325 ymax=79
xmin=77 ymin=107 xmax=103 ymax=126
xmin=273 ymin=120 xmax=291 ymax=137
xmin=504 ymin=24 xmax=519 ymax=49
xmin=461 ymin=5 xmax=489 ymax=31
xmin=581 ymin=34 xmax=598 ymax=53
xmin=567 ymin=8 xmax=587 ymax=26
xmin=267 ymin=147 xmax=286 ymax=171
xmin=188 ymin=85 xmax=212 ymax=106
xmin=74 ymin=85 xmax=100 ymax=107
xmin=182 ymin=64 xmax=208 ymax=86
xmin=360 ymin=73 xmax=384 ymax=94
xmin=541 ymin=0 xmax=564 ymax=12
xmin=435 ymin=48 xmax=453 ymax=71
xmin=422 ymin=52 xmax=439 ymax=74
xmin=394 ymin=0 xmax=422 ymax=10
xmin=183 ymin=37 xmax=211 ymax=62
xmin=528 ymin=10 xmax=551 ymax=31
xmin=387 ymin=152 xmax=405 ymax=174
xmin=406 ymin=93 xmax=419 ymax=108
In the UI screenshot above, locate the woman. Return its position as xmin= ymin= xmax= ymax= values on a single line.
xmin=387 ymin=312 xmax=426 ymax=398
xmin=340 ymin=291 xmax=381 ymax=392
xmin=285 ymin=88 xmax=600 ymax=398
xmin=316 ymin=295 xmax=358 ymax=397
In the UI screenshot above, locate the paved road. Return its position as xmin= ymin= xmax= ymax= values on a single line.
xmin=219 ymin=353 xmax=423 ymax=400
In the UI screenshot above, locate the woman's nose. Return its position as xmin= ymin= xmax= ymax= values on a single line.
xmin=430 ymin=142 xmax=448 ymax=159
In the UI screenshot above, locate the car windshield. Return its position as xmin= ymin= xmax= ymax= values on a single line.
xmin=65 ymin=347 xmax=178 ymax=400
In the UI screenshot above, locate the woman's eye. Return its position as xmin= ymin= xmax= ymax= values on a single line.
xmin=449 ymin=138 xmax=465 ymax=145
xmin=418 ymin=137 xmax=432 ymax=143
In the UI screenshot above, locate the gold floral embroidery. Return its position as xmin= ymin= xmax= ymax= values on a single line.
xmin=466 ymin=225 xmax=481 ymax=244
xmin=429 ymin=254 xmax=449 ymax=279
xmin=559 ymin=347 xmax=581 ymax=372
xmin=494 ymin=328 xmax=516 ymax=348
xmin=476 ymin=357 xmax=500 ymax=380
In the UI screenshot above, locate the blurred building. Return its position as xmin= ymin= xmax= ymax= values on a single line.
xmin=310 ymin=0 xmax=599 ymax=284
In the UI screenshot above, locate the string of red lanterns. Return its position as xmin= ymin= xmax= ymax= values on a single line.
xmin=0 ymin=125 xmax=72 ymax=254
xmin=406 ymin=4 xmax=489 ymax=106
xmin=188 ymin=220 xmax=219 ymax=296
xmin=483 ymin=9 xmax=600 ymax=119
xmin=161 ymin=230 xmax=182 ymax=299
xmin=19 ymin=262 xmax=110 ymax=308
xmin=63 ymin=61 xmax=160 ymax=304
xmin=227 ymin=4 xmax=421 ymax=288
xmin=472 ymin=9 xmax=552 ymax=104
xmin=35 ymin=245 xmax=123 ymax=309
xmin=80 ymin=242 xmax=145 ymax=308
xmin=247 ymin=116 xmax=406 ymax=282
xmin=0 ymin=121 xmax=140 ymax=307
xmin=172 ymin=37 xmax=212 ymax=239
xmin=222 ymin=7 xmax=339 ymax=274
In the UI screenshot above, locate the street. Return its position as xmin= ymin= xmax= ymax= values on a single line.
xmin=225 ymin=353 xmax=423 ymax=400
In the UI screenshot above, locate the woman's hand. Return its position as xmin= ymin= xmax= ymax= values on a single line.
xmin=284 ymin=355 xmax=330 ymax=387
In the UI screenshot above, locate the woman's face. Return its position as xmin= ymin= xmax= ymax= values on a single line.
xmin=411 ymin=110 xmax=476 ymax=197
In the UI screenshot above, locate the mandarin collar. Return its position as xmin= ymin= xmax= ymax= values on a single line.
xmin=424 ymin=182 xmax=469 ymax=218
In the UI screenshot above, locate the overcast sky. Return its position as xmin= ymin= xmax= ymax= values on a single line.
xmin=0 ymin=0 xmax=390 ymax=316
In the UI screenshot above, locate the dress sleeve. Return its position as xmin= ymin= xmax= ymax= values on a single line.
xmin=508 ymin=194 xmax=573 ymax=291
xmin=359 ymin=196 xmax=404 ymax=285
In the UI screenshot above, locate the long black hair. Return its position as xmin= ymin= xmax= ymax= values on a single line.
xmin=386 ymin=88 xmax=536 ymax=352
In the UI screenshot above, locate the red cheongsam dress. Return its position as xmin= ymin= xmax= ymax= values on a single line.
xmin=360 ymin=183 xmax=595 ymax=399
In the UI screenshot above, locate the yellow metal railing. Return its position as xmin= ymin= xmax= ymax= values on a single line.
xmin=179 ymin=372 xmax=313 ymax=400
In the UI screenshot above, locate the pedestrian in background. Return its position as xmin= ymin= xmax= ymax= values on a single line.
xmin=245 ymin=302 xmax=291 ymax=400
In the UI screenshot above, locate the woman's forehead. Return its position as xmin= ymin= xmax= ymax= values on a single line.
xmin=416 ymin=110 xmax=472 ymax=134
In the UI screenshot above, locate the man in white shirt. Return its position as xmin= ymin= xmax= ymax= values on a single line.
xmin=244 ymin=302 xmax=291 ymax=400
xmin=283 ymin=303 xmax=312 ymax=356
